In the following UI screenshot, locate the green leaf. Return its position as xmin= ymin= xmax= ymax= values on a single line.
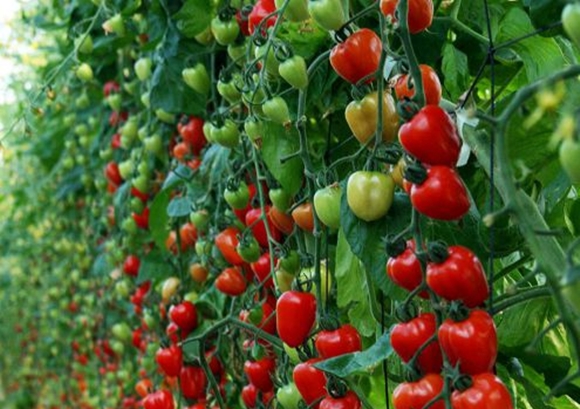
xmin=163 ymin=164 xmax=193 ymax=190
xmin=167 ymin=196 xmax=192 ymax=217
xmin=91 ymin=254 xmax=111 ymax=277
xmin=149 ymin=188 xmax=171 ymax=250
xmin=496 ymin=8 xmax=567 ymax=82
xmin=565 ymin=199 xmax=580 ymax=236
xmin=137 ymin=249 xmax=171 ymax=285
xmin=173 ymin=0 xmax=213 ymax=37
xmin=261 ymin=123 xmax=304 ymax=196
xmin=313 ymin=331 xmax=392 ymax=377
xmin=340 ymin=192 xmax=411 ymax=296
xmin=442 ymin=42 xmax=470 ymax=101
xmin=335 ymin=230 xmax=376 ymax=337
xmin=277 ymin=21 xmax=329 ymax=60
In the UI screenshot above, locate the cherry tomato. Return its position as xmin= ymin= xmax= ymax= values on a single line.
xmin=559 ymin=137 xmax=580 ymax=183
xmin=345 ymin=91 xmax=399 ymax=145
xmin=123 ymin=255 xmax=140 ymax=277
xmin=269 ymin=206 xmax=295 ymax=235
xmin=308 ymin=0 xmax=347 ymax=30
xmin=243 ymin=357 xmax=276 ymax=392
xmin=215 ymin=267 xmax=247 ymax=296
xmin=251 ymin=252 xmax=275 ymax=288
xmin=180 ymin=365 xmax=207 ymax=400
xmin=224 ymin=181 xmax=250 ymax=210
xmin=248 ymin=0 xmax=277 ymax=35
xmin=143 ymin=390 xmax=175 ymax=409
xmin=237 ymin=236 xmax=261 ymax=263
xmin=329 ymin=28 xmax=382 ymax=85
xmin=215 ymin=227 xmax=245 ymax=265
xmin=380 ymin=0 xmax=434 ymax=34
xmin=105 ymin=161 xmax=123 ymax=186
xmin=313 ymin=184 xmax=342 ymax=229
xmin=169 ymin=301 xmax=198 ymax=334
xmin=211 ymin=16 xmax=240 ymax=45
xmin=276 ymin=382 xmax=302 ymax=409
xmin=563 ymin=4 xmax=580 ymax=49
xmin=241 ymin=383 xmax=275 ymax=408
xmin=279 ymin=55 xmax=309 ymax=89
xmin=291 ymin=202 xmax=315 ymax=232
xmin=392 ymin=374 xmax=444 ymax=409
xmin=386 ymin=239 xmax=428 ymax=298
xmin=347 ymin=171 xmax=395 ymax=222
xmin=293 ymin=359 xmax=327 ymax=408
xmin=155 ymin=345 xmax=183 ymax=377
xmin=315 ymin=324 xmax=362 ymax=359
xmin=246 ymin=206 xmax=282 ymax=247
xmin=391 ymin=312 xmax=443 ymax=374
xmin=408 ymin=166 xmax=470 ymax=221
xmin=320 ymin=391 xmax=362 ymax=409
xmin=178 ymin=116 xmax=207 ymax=156
xmin=398 ymin=105 xmax=461 ymax=167
xmin=451 ymin=373 xmax=513 ymax=409
xmin=276 ymin=290 xmax=316 ymax=347
xmin=426 ymin=245 xmax=489 ymax=308
xmin=182 ymin=64 xmax=210 ymax=96
xmin=394 ymin=65 xmax=442 ymax=106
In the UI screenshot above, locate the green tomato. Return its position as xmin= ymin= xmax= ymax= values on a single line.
xmin=211 ymin=17 xmax=240 ymax=45
xmin=155 ymin=109 xmax=175 ymax=123
xmin=203 ymin=121 xmax=215 ymax=143
xmin=190 ymin=209 xmax=210 ymax=231
xmin=299 ymin=260 xmax=331 ymax=303
xmin=132 ymin=174 xmax=149 ymax=194
xmin=141 ymin=91 xmax=150 ymax=107
xmin=255 ymin=44 xmax=280 ymax=77
xmin=263 ymin=96 xmax=291 ymax=124
xmin=228 ymin=42 xmax=247 ymax=65
xmin=217 ymin=74 xmax=242 ymax=103
xmin=283 ymin=343 xmax=301 ymax=364
xmin=563 ymin=4 xmax=580 ymax=49
xmin=111 ymin=322 xmax=132 ymax=343
xmin=130 ymin=197 xmax=145 ymax=213
xmin=76 ymin=93 xmax=90 ymax=109
xmin=144 ymin=134 xmax=163 ymax=155
xmin=275 ymin=268 xmax=295 ymax=293
xmin=279 ymin=250 xmax=300 ymax=274
xmin=102 ymin=14 xmax=126 ymax=36
xmin=122 ymin=217 xmax=138 ymax=235
xmin=134 ymin=57 xmax=152 ymax=81
xmin=118 ymin=159 xmax=135 ymax=180
xmin=276 ymin=0 xmax=309 ymax=21
xmin=308 ymin=0 xmax=347 ymax=31
xmin=237 ymin=236 xmax=261 ymax=263
xmin=75 ymin=35 xmax=93 ymax=54
xmin=277 ymin=382 xmax=303 ymax=409
xmin=269 ymin=188 xmax=293 ymax=212
xmin=121 ymin=118 xmax=138 ymax=140
xmin=244 ymin=117 xmax=264 ymax=143
xmin=107 ymin=94 xmax=122 ymax=111
xmin=182 ymin=63 xmax=210 ymax=95
xmin=224 ymin=180 xmax=250 ymax=209
xmin=76 ymin=63 xmax=93 ymax=82
xmin=279 ymin=55 xmax=309 ymax=90
xmin=346 ymin=171 xmax=395 ymax=221
xmin=195 ymin=26 xmax=214 ymax=45
xmin=212 ymin=119 xmax=240 ymax=148
xmin=560 ymin=137 xmax=580 ymax=183
xmin=313 ymin=184 xmax=342 ymax=229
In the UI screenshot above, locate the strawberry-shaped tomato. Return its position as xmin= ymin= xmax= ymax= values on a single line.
xmin=241 ymin=383 xmax=275 ymax=408
xmin=123 ymin=255 xmax=140 ymax=277
xmin=276 ymin=290 xmax=317 ymax=347
xmin=180 ymin=365 xmax=207 ymax=400
xmin=438 ymin=309 xmax=497 ymax=375
xmin=315 ymin=324 xmax=362 ymax=359
xmin=245 ymin=206 xmax=282 ymax=247
xmin=329 ymin=28 xmax=382 ymax=85
xmin=408 ymin=166 xmax=470 ymax=221
xmin=398 ymin=106 xmax=461 ymax=167
xmin=320 ymin=391 xmax=362 ymax=409
xmin=293 ymin=359 xmax=327 ymax=408
xmin=215 ymin=266 xmax=247 ymax=296
xmin=426 ymin=245 xmax=489 ymax=308
xmin=243 ymin=357 xmax=276 ymax=392
xmin=105 ymin=161 xmax=123 ymax=186
xmin=250 ymin=252 xmax=275 ymax=288
xmin=248 ymin=0 xmax=277 ymax=35
xmin=391 ymin=312 xmax=443 ymax=374
xmin=392 ymin=374 xmax=445 ymax=409
xmin=169 ymin=301 xmax=198 ymax=334
xmin=155 ymin=345 xmax=183 ymax=377
xmin=179 ymin=116 xmax=207 ymax=156
xmin=143 ymin=390 xmax=175 ymax=409
xmin=394 ymin=65 xmax=442 ymax=106
xmin=380 ymin=0 xmax=434 ymax=34
xmin=451 ymin=373 xmax=513 ymax=409
xmin=215 ymin=227 xmax=245 ymax=265
xmin=386 ymin=239 xmax=428 ymax=298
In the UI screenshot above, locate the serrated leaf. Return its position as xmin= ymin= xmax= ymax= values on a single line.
xmin=149 ymin=189 xmax=171 ymax=250
xmin=340 ymin=191 xmax=411 ymax=296
xmin=173 ymin=0 xmax=213 ymax=37
xmin=167 ymin=196 xmax=192 ymax=217
xmin=335 ymin=230 xmax=376 ymax=337
xmin=313 ymin=331 xmax=392 ymax=377
xmin=261 ymin=123 xmax=304 ymax=196
xmin=442 ymin=42 xmax=470 ymax=101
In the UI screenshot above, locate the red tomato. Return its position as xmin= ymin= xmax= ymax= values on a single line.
xmin=426 ymin=245 xmax=489 ymax=308
xmin=329 ymin=28 xmax=382 ymax=85
xmin=451 ymin=373 xmax=513 ymax=409
xmin=143 ymin=390 xmax=175 ymax=409
xmin=248 ymin=0 xmax=277 ymax=35
xmin=250 ymin=252 xmax=275 ymax=288
xmin=241 ymin=383 xmax=275 ymax=408
xmin=135 ymin=378 xmax=153 ymax=398
xmin=180 ymin=365 xmax=207 ymax=400
xmin=268 ymin=206 xmax=295 ymax=235
xmin=215 ymin=267 xmax=247 ymax=296
xmin=291 ymin=202 xmax=315 ymax=232
xmin=155 ymin=345 xmax=183 ymax=377
xmin=380 ymin=0 xmax=434 ymax=34
xmin=386 ymin=239 xmax=428 ymax=298
xmin=104 ymin=161 xmax=123 ymax=186
xmin=132 ymin=207 xmax=150 ymax=229
xmin=123 ymin=255 xmax=140 ymax=277
xmin=179 ymin=116 xmax=207 ymax=156
xmin=394 ymin=65 xmax=442 ymax=106
xmin=408 ymin=166 xmax=470 ymax=221
xmin=438 ymin=309 xmax=497 ymax=375
xmin=243 ymin=357 xmax=276 ymax=392
xmin=315 ymin=324 xmax=362 ymax=359
xmin=111 ymin=132 xmax=122 ymax=149
xmin=391 ymin=312 xmax=443 ymax=374
xmin=103 ymin=80 xmax=120 ymax=97
xmin=276 ymin=290 xmax=317 ymax=347
xmin=131 ymin=186 xmax=149 ymax=202
xmin=245 ymin=206 xmax=282 ymax=247
xmin=179 ymin=222 xmax=198 ymax=251
xmin=293 ymin=359 xmax=327 ymax=408
xmin=398 ymin=105 xmax=461 ymax=167
xmin=169 ymin=301 xmax=198 ymax=334
xmin=215 ymin=227 xmax=245 ymax=265
xmin=166 ymin=322 xmax=180 ymax=344
xmin=392 ymin=374 xmax=445 ymax=409
xmin=320 ymin=391 xmax=362 ymax=409
xmin=173 ymin=142 xmax=190 ymax=162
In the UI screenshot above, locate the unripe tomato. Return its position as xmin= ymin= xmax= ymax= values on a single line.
xmin=563 ymin=4 xmax=580 ymax=49
xmin=559 ymin=137 xmax=580 ymax=183
xmin=313 ymin=184 xmax=342 ymax=229
xmin=345 ymin=91 xmax=399 ymax=144
xmin=347 ymin=171 xmax=395 ymax=221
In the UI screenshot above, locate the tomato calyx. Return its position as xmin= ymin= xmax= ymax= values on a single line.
xmin=385 ymin=234 xmax=408 ymax=258
xmin=326 ymin=375 xmax=348 ymax=399
xmin=426 ymin=240 xmax=450 ymax=264
xmin=403 ymin=160 xmax=427 ymax=185
xmin=446 ymin=301 xmax=472 ymax=322
xmin=452 ymin=373 xmax=474 ymax=392
xmin=396 ymin=97 xmax=421 ymax=121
